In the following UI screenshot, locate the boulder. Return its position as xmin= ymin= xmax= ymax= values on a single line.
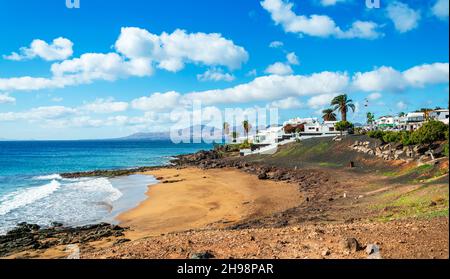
xmin=340 ymin=237 xmax=362 ymax=253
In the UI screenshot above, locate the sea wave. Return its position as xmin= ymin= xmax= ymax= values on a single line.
xmin=67 ymin=178 xmax=123 ymax=203
xmin=33 ymin=174 xmax=62 ymax=180
xmin=0 ymin=180 xmax=61 ymax=216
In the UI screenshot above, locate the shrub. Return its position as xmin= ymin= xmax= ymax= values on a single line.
xmin=239 ymin=140 xmax=252 ymax=149
xmin=335 ymin=121 xmax=354 ymax=134
xmin=410 ymin=120 xmax=448 ymax=145
xmin=382 ymin=131 xmax=402 ymax=143
xmin=367 ymin=130 xmax=384 ymax=140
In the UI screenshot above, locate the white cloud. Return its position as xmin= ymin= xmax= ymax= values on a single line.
xmin=3 ymin=37 xmax=73 ymax=61
xmin=260 ymin=0 xmax=382 ymax=39
xmin=319 ymin=0 xmax=347 ymax=6
xmin=0 ymin=27 xmax=248 ymax=92
xmin=352 ymin=63 xmax=449 ymax=92
xmin=265 ymin=62 xmax=293 ymax=75
xmin=115 ymin=27 xmax=249 ymax=72
xmin=0 ymin=93 xmax=15 ymax=104
xmin=82 ymin=98 xmax=129 ymax=114
xmin=270 ymin=97 xmax=303 ymax=109
xmin=396 ymin=101 xmax=408 ymax=110
xmin=403 ymin=62 xmax=450 ymax=87
xmin=131 ymin=91 xmax=181 ymax=111
xmin=184 ymin=71 xmax=349 ymax=105
xmin=367 ymin=92 xmax=382 ymax=100
xmin=386 ymin=1 xmax=421 ymax=33
xmin=307 ymin=93 xmax=339 ymax=109
xmin=246 ymin=69 xmax=257 ymax=77
xmin=269 ymin=41 xmax=284 ymax=48
xmin=51 ymin=52 xmax=152 ymax=82
xmin=431 ymin=0 xmax=449 ymax=20
xmin=197 ymin=68 xmax=235 ymax=82
xmin=286 ymin=52 xmax=299 ymax=65
xmin=0 ymin=106 xmax=77 ymax=122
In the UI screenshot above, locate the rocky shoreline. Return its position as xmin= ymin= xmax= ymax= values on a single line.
xmin=0 ymin=222 xmax=128 ymax=257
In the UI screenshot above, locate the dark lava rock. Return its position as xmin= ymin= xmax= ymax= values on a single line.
xmin=190 ymin=251 xmax=215 ymax=259
xmin=340 ymin=237 xmax=363 ymax=253
xmin=0 ymin=222 xmax=128 ymax=257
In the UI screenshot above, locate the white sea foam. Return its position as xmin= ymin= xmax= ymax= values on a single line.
xmin=0 ymin=180 xmax=61 ymax=216
xmin=67 ymin=178 xmax=123 ymax=203
xmin=33 ymin=174 xmax=62 ymax=180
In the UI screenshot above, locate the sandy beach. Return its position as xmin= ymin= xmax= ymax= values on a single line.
xmin=117 ymin=167 xmax=303 ymax=238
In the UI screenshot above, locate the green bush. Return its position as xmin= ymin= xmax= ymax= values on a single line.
xmin=382 ymin=131 xmax=402 ymax=143
xmin=335 ymin=121 xmax=354 ymax=132
xmin=410 ymin=120 xmax=448 ymax=145
xmin=400 ymin=131 xmax=415 ymax=146
xmin=239 ymin=140 xmax=252 ymax=149
xmin=367 ymin=130 xmax=384 ymax=140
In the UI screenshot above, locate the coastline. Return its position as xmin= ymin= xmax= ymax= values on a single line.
xmin=117 ymin=167 xmax=303 ymax=238
xmin=1 ymin=135 xmax=448 ymax=259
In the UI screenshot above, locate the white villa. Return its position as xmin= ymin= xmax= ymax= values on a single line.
xmin=429 ymin=109 xmax=450 ymax=125
xmin=253 ymin=126 xmax=285 ymax=145
xmin=370 ymin=109 xmax=449 ymax=131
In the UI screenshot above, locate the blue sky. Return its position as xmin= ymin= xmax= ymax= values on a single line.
xmin=0 ymin=0 xmax=448 ymax=140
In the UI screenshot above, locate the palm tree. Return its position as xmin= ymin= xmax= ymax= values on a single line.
xmin=366 ymin=112 xmax=375 ymax=125
xmin=242 ymin=120 xmax=251 ymax=142
xmin=322 ymin=108 xmax=337 ymax=121
xmin=398 ymin=112 xmax=406 ymax=117
xmin=331 ymin=94 xmax=356 ymax=122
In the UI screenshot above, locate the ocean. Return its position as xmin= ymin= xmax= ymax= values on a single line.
xmin=0 ymin=140 xmax=211 ymax=234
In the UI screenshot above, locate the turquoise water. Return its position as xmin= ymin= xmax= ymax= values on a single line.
xmin=0 ymin=140 xmax=211 ymax=234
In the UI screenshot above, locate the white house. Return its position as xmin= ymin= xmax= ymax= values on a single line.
xmin=375 ymin=116 xmax=397 ymax=129
xmin=398 ymin=112 xmax=425 ymax=131
xmin=253 ymin=126 xmax=285 ymax=145
xmin=429 ymin=109 xmax=449 ymax=125
xmin=283 ymin=117 xmax=317 ymax=126
xmin=302 ymin=120 xmax=340 ymax=135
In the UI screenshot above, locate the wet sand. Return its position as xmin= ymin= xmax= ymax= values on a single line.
xmin=117 ymin=167 xmax=303 ymax=238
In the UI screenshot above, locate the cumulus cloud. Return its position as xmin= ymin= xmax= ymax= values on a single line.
xmin=352 ymin=62 xmax=449 ymax=92
xmin=307 ymin=93 xmax=339 ymax=109
xmin=81 ymin=98 xmax=129 ymax=114
xmin=260 ymin=0 xmax=382 ymax=39
xmin=3 ymin=37 xmax=73 ymax=61
xmin=0 ymin=106 xmax=77 ymax=122
xmin=197 ymin=68 xmax=235 ymax=82
xmin=431 ymin=0 xmax=449 ymax=20
xmin=270 ymin=97 xmax=303 ymax=109
xmin=0 ymin=93 xmax=15 ymax=104
xmin=396 ymin=101 xmax=408 ymax=110
xmin=0 ymin=27 xmax=248 ymax=92
xmin=264 ymin=52 xmax=299 ymax=76
xmin=115 ymin=27 xmax=249 ymax=72
xmin=265 ymin=62 xmax=293 ymax=75
xmin=269 ymin=41 xmax=284 ymax=48
xmin=367 ymin=92 xmax=382 ymax=100
xmin=183 ymin=71 xmax=349 ymax=105
xmin=286 ymin=52 xmax=299 ymax=65
xmin=131 ymin=91 xmax=181 ymax=111
xmin=386 ymin=1 xmax=421 ymax=33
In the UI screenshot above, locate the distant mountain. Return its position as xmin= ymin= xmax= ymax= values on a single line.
xmin=114 ymin=132 xmax=171 ymax=140
xmin=115 ymin=125 xmax=224 ymax=141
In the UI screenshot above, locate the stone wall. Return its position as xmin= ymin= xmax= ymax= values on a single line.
xmin=349 ymin=140 xmax=440 ymax=162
